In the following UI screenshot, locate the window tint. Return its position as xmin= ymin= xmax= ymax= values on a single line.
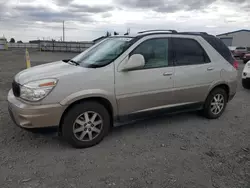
xmin=173 ymin=38 xmax=210 ymax=66
xmin=131 ymin=38 xmax=169 ymax=69
xmin=202 ymin=35 xmax=234 ymax=64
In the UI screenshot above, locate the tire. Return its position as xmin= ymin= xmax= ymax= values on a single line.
xmin=203 ymin=88 xmax=228 ymax=119
xmin=242 ymin=79 xmax=250 ymax=89
xmin=61 ymin=101 xmax=111 ymax=148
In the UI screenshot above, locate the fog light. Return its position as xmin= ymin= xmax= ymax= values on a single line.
xmin=243 ymin=72 xmax=247 ymax=76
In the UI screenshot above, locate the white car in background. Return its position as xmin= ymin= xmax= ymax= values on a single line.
xmin=242 ymin=60 xmax=250 ymax=89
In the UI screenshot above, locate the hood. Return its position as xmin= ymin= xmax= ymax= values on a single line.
xmin=15 ymin=61 xmax=84 ymax=85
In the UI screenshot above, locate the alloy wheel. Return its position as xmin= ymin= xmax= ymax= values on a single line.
xmin=210 ymin=94 xmax=225 ymax=115
xmin=73 ymin=111 xmax=103 ymax=141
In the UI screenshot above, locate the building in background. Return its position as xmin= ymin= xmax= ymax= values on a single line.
xmin=0 ymin=36 xmax=7 ymax=50
xmin=217 ymin=29 xmax=250 ymax=47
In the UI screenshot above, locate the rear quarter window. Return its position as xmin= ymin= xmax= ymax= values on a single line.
xmin=203 ymin=35 xmax=234 ymax=64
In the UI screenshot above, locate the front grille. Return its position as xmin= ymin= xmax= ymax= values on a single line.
xmin=12 ymin=80 xmax=20 ymax=97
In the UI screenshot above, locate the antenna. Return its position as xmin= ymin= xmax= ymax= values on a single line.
xmin=63 ymin=21 xmax=65 ymax=41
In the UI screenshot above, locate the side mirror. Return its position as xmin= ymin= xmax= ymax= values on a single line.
xmin=121 ymin=54 xmax=145 ymax=71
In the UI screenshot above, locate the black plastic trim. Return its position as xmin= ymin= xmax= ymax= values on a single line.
xmin=115 ymin=102 xmax=203 ymax=123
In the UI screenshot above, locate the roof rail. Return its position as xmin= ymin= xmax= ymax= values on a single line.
xmin=178 ymin=32 xmax=208 ymax=35
xmin=138 ymin=29 xmax=178 ymax=34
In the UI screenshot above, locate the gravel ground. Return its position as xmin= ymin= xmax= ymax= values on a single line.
xmin=0 ymin=50 xmax=249 ymax=188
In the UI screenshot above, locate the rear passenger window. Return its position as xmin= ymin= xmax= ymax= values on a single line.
xmin=130 ymin=38 xmax=170 ymax=69
xmin=173 ymin=38 xmax=210 ymax=66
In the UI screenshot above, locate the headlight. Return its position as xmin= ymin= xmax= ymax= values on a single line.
xmin=20 ymin=79 xmax=57 ymax=101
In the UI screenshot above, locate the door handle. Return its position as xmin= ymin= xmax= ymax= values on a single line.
xmin=163 ymin=72 xmax=173 ymax=76
xmin=207 ymin=67 xmax=214 ymax=71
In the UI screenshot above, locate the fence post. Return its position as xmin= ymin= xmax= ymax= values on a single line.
xmin=25 ymin=48 xmax=31 ymax=68
xmin=4 ymin=43 xmax=8 ymax=50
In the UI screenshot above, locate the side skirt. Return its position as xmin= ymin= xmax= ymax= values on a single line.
xmin=114 ymin=102 xmax=203 ymax=125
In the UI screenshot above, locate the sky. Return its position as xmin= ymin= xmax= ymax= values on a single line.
xmin=0 ymin=0 xmax=250 ymax=42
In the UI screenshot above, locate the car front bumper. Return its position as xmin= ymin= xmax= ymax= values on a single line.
xmin=7 ymin=90 xmax=66 ymax=129
xmin=242 ymin=63 xmax=250 ymax=79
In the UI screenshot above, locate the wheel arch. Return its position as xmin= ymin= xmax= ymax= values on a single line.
xmin=59 ymin=96 xmax=115 ymax=133
xmin=206 ymin=83 xmax=230 ymax=102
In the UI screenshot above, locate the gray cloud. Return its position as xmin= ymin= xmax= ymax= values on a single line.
xmin=0 ymin=0 xmax=8 ymax=17
xmin=116 ymin=0 xmax=216 ymax=12
xmin=1 ymin=0 xmax=250 ymax=42
xmin=69 ymin=4 xmax=114 ymax=13
xmin=116 ymin=0 xmax=164 ymax=8
xmin=28 ymin=10 xmax=93 ymax=22
xmin=154 ymin=4 xmax=181 ymax=13
xmin=55 ymin=0 xmax=73 ymax=6
xmin=186 ymin=0 xmax=216 ymax=10
xmin=102 ymin=12 xmax=112 ymax=18
xmin=13 ymin=5 xmax=94 ymax=23
xmin=1 ymin=1 xmax=114 ymax=27
xmin=116 ymin=0 xmax=250 ymax=12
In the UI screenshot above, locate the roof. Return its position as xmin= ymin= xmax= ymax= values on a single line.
xmin=217 ymin=29 xmax=250 ymax=36
xmin=93 ymin=31 xmax=212 ymax=42
xmin=93 ymin=36 xmax=107 ymax=43
xmin=110 ymin=31 xmax=211 ymax=39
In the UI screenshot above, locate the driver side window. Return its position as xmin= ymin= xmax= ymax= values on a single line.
xmin=130 ymin=38 xmax=170 ymax=69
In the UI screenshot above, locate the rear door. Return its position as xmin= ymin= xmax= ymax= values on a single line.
xmin=172 ymin=36 xmax=220 ymax=104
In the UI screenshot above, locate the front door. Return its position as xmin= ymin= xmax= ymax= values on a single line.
xmin=115 ymin=37 xmax=175 ymax=116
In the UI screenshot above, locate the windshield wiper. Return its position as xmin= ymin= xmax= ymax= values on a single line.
xmin=68 ymin=59 xmax=80 ymax=66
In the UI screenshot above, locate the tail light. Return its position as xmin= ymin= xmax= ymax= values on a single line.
xmin=233 ymin=60 xmax=239 ymax=70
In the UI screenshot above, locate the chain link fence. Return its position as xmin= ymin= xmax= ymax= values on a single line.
xmin=40 ymin=41 xmax=94 ymax=52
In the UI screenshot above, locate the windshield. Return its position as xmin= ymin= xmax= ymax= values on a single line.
xmin=71 ymin=37 xmax=134 ymax=68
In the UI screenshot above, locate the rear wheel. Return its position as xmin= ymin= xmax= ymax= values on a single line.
xmin=61 ymin=101 xmax=111 ymax=148
xmin=242 ymin=79 xmax=250 ymax=89
xmin=203 ymin=88 xmax=227 ymax=119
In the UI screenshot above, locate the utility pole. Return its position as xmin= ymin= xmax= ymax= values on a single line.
xmin=63 ymin=21 xmax=65 ymax=41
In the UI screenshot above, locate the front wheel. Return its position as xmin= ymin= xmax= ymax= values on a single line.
xmin=203 ymin=88 xmax=227 ymax=119
xmin=61 ymin=101 xmax=111 ymax=148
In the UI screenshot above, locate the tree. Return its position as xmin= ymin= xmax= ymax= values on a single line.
xmin=114 ymin=31 xmax=119 ymax=36
xmin=9 ymin=38 xmax=15 ymax=43
xmin=17 ymin=40 xmax=23 ymax=43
